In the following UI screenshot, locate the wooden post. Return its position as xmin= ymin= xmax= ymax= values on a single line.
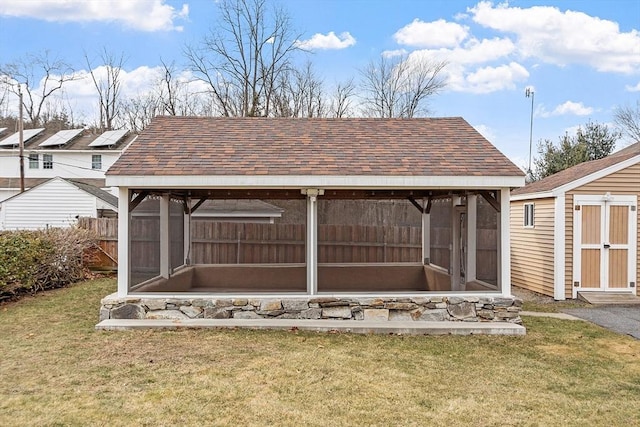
xmin=466 ymin=195 xmax=477 ymax=283
xmin=117 ymin=187 xmax=130 ymax=297
xmin=184 ymin=197 xmax=191 ymax=266
xmin=304 ymin=189 xmax=321 ymax=295
xmin=160 ymin=195 xmax=170 ymax=279
xmin=498 ymin=188 xmax=511 ymax=296
xmin=422 ymin=197 xmax=430 ymax=265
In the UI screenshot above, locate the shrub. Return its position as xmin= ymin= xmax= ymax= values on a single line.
xmin=0 ymin=227 xmax=96 ymax=301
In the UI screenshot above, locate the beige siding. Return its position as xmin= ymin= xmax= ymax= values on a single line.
xmin=510 ymin=198 xmax=555 ymax=296
xmin=566 ymin=162 xmax=640 ymax=297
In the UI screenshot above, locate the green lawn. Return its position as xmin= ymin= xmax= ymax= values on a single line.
xmin=1 ymin=278 xmax=639 ymax=426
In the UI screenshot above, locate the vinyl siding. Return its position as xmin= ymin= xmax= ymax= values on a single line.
xmin=0 ymin=179 xmax=97 ymax=230
xmin=510 ymin=198 xmax=556 ymax=296
xmin=566 ymin=162 xmax=640 ymax=297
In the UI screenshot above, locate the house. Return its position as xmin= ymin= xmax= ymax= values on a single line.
xmin=99 ymin=116 xmax=526 ymax=324
xmin=511 ymin=142 xmax=639 ymax=300
xmin=0 ymin=176 xmax=118 ymax=230
xmin=0 ymin=127 xmax=135 ymax=202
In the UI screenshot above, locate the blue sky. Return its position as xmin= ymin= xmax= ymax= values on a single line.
xmin=1 ymin=0 xmax=639 ymax=169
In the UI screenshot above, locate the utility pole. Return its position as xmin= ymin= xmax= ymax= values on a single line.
xmin=525 ymin=87 xmax=535 ymax=178
xmin=18 ymin=86 xmax=25 ymax=193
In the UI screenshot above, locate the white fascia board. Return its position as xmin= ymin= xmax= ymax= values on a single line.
xmin=106 ymin=175 xmax=525 ymax=189
xmin=510 ymin=191 xmax=555 ymax=202
xmin=552 ymin=154 xmax=640 ymax=195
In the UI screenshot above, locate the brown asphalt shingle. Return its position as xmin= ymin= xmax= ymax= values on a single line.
xmin=107 ymin=116 xmax=524 ymax=177
xmin=512 ymin=142 xmax=640 ymax=196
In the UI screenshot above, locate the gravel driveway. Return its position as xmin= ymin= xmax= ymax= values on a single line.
xmin=562 ymin=306 xmax=640 ymax=339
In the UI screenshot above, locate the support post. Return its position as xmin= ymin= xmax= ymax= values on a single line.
xmin=422 ymin=208 xmax=430 ymax=265
xmin=184 ymin=197 xmax=192 ymax=265
xmin=160 ymin=194 xmax=170 ymax=279
xmin=497 ymin=188 xmax=511 ymax=296
xmin=304 ymin=189 xmax=321 ymax=295
xmin=117 ymin=187 xmax=130 ymax=297
xmin=451 ymin=196 xmax=462 ymax=290
xmin=467 ymin=195 xmax=477 ymax=283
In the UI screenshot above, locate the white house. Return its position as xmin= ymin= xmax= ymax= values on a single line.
xmin=0 ymin=128 xmax=135 ymax=202
xmin=0 ymin=177 xmax=118 ymax=230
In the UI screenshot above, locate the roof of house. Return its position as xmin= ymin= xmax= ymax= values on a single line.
xmin=0 ymin=128 xmax=134 ymax=151
xmin=0 ymin=177 xmax=117 ymax=209
xmin=107 ymin=116 xmax=524 ymax=177
xmin=0 ymin=177 xmax=107 ymax=190
xmin=512 ymin=142 xmax=640 ymax=196
xmin=66 ymin=179 xmax=118 ymax=208
xmin=193 ymin=199 xmax=284 ymax=217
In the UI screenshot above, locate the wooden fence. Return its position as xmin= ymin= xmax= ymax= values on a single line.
xmin=79 ymin=217 xmax=496 ymax=283
xmin=79 ymin=217 xmax=423 ymax=265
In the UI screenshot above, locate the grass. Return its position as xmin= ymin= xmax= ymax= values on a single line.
xmin=1 ymin=279 xmax=640 ymax=426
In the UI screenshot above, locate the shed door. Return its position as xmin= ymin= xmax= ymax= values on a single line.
xmin=574 ymin=195 xmax=637 ymax=292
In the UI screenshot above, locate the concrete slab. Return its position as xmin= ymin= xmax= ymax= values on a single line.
xmin=95 ymin=318 xmax=525 ymax=336
xmin=577 ymin=292 xmax=640 ymax=305
xmin=520 ymin=311 xmax=584 ymax=321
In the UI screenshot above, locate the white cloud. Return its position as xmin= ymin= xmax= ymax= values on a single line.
xmin=469 ymin=1 xmax=640 ymax=74
xmin=0 ymin=0 xmax=189 ymax=32
xmin=463 ymin=62 xmax=529 ymax=93
xmin=537 ymin=101 xmax=594 ymax=118
xmin=625 ymin=82 xmax=640 ymax=92
xmin=381 ymin=49 xmax=408 ymax=58
xmin=296 ymin=32 xmax=356 ymax=50
xmin=404 ymin=38 xmax=522 ymax=94
xmin=394 ymin=19 xmax=469 ymax=48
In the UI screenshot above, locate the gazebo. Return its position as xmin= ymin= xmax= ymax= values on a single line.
xmin=99 ymin=116 xmax=526 ymax=324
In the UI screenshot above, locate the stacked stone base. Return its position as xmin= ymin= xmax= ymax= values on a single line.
xmin=100 ymin=295 xmax=522 ymax=324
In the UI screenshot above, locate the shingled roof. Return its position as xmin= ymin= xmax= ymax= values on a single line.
xmin=512 ymin=142 xmax=640 ymax=196
xmin=107 ymin=116 xmax=524 ymax=178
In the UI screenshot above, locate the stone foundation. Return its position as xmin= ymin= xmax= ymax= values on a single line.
xmin=100 ymin=295 xmax=522 ymax=324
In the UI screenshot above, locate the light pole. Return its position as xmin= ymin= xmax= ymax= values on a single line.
xmin=525 ymin=87 xmax=535 ymax=177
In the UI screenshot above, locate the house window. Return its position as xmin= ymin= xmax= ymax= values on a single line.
xmin=28 ymin=153 xmax=39 ymax=169
xmin=43 ymin=154 xmax=53 ymax=169
xmin=524 ymin=203 xmax=535 ymax=227
xmin=92 ymin=154 xmax=102 ymax=170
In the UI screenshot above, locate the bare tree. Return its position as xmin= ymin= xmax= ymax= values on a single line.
xmin=85 ymin=49 xmax=126 ymax=131
xmin=328 ymin=78 xmax=356 ymax=118
xmin=154 ymin=59 xmax=208 ymax=116
xmin=613 ymin=100 xmax=640 ymax=142
xmin=0 ymin=50 xmax=79 ymax=127
xmin=359 ymin=54 xmax=447 ymax=118
xmin=273 ymin=62 xmax=325 ymax=117
xmin=120 ymin=93 xmax=160 ymax=133
xmin=184 ymin=0 xmax=301 ymax=117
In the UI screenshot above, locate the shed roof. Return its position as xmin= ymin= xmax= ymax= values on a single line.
xmin=0 ymin=177 xmax=117 ymax=209
xmin=512 ymin=142 xmax=640 ymax=196
xmin=107 ymin=116 xmax=524 ymax=178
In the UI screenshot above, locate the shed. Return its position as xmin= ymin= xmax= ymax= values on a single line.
xmin=511 ymin=143 xmax=639 ymax=300
xmin=101 ymin=116 xmax=526 ymax=323
xmin=0 ymin=176 xmax=118 ymax=230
